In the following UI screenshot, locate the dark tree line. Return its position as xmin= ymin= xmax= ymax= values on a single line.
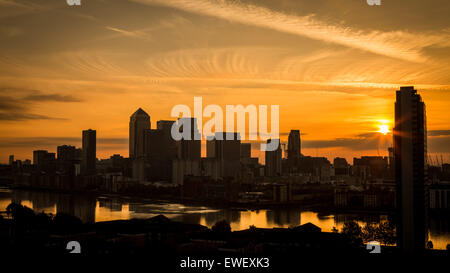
xmin=4 ymin=202 xmax=83 ymax=234
xmin=336 ymin=220 xmax=396 ymax=246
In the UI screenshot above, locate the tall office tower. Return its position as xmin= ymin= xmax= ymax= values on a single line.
xmin=9 ymin=155 xmax=14 ymax=165
xmin=206 ymin=132 xmax=241 ymax=178
xmin=265 ymin=139 xmax=282 ymax=177
xmin=287 ymin=130 xmax=301 ymax=160
xmin=394 ymin=86 xmax=428 ymax=254
xmin=82 ymin=129 xmax=96 ymax=175
xmin=177 ymin=117 xmax=201 ymax=161
xmin=157 ymin=120 xmax=175 ymax=135
xmin=171 ymin=118 xmax=202 ymax=184
xmin=129 ymin=108 xmax=151 ymax=159
xmin=143 ymin=120 xmax=178 ymax=181
xmin=156 ymin=120 xmax=178 ymax=159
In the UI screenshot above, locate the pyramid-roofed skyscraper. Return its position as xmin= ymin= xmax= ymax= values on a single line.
xmin=129 ymin=108 xmax=150 ymax=159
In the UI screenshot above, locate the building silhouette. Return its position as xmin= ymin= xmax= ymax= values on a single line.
xmin=57 ymin=145 xmax=81 ymax=162
xmin=57 ymin=144 xmax=81 ymax=175
xmin=287 ymin=130 xmax=301 ymax=173
xmin=353 ymin=156 xmax=389 ymax=180
xmin=287 ymin=130 xmax=301 ymax=160
xmin=394 ymin=86 xmax=428 ymax=254
xmin=265 ymin=139 xmax=282 ymax=177
xmin=33 ymin=150 xmax=56 ymax=171
xmin=177 ymin=117 xmax=201 ymax=161
xmin=143 ymin=120 xmax=178 ymax=181
xmin=206 ymin=132 xmax=241 ymax=178
xmin=33 ymin=150 xmax=53 ymax=165
xmin=81 ymin=129 xmax=96 ymax=175
xmin=333 ymin=157 xmax=349 ymax=176
xmin=171 ymin=117 xmax=202 ymax=184
xmin=129 ymin=108 xmax=150 ymax=159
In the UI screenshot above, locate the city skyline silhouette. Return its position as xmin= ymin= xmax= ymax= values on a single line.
xmin=1 ymin=0 xmax=449 ymax=165
xmin=0 ymin=0 xmax=449 ymax=260
xmin=1 ymin=97 xmax=448 ymax=166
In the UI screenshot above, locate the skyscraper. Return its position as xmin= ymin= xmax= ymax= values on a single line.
xmin=287 ymin=130 xmax=301 ymax=173
xmin=287 ymin=130 xmax=301 ymax=160
xmin=129 ymin=108 xmax=151 ymax=159
xmin=206 ymin=132 xmax=241 ymax=178
xmin=156 ymin=120 xmax=178 ymax=160
xmin=177 ymin=117 xmax=201 ymax=161
xmin=265 ymin=139 xmax=282 ymax=177
xmin=82 ymin=129 xmax=96 ymax=175
xmin=394 ymin=86 xmax=428 ymax=254
xmin=143 ymin=120 xmax=178 ymax=181
xmin=171 ymin=117 xmax=202 ymax=184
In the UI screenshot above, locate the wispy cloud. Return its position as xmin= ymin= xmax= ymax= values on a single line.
xmin=105 ymin=26 xmax=151 ymax=40
xmin=0 ymin=87 xmax=82 ymax=102
xmin=0 ymin=137 xmax=127 ymax=148
xmin=0 ymin=0 xmax=33 ymax=8
xmin=134 ymin=0 xmax=450 ymax=62
xmin=302 ymin=132 xmax=391 ymax=150
xmin=23 ymin=93 xmax=81 ymax=102
xmin=429 ymin=130 xmax=450 ymax=137
xmin=0 ymin=0 xmax=44 ymax=18
xmin=0 ymin=87 xmax=81 ymax=121
xmin=0 ymin=112 xmax=66 ymax=121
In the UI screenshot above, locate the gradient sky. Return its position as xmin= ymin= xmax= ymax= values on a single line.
xmin=0 ymin=0 xmax=449 ymax=164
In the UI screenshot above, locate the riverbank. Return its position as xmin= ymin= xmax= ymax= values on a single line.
xmin=4 ymin=184 xmax=397 ymax=215
xmin=7 ymin=183 xmax=326 ymax=209
xmin=8 ymin=182 xmax=394 ymax=214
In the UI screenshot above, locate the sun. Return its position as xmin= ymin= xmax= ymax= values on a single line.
xmin=375 ymin=119 xmax=391 ymax=135
xmin=377 ymin=124 xmax=390 ymax=135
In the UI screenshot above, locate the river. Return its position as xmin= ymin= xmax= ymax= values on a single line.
xmin=0 ymin=187 xmax=448 ymax=250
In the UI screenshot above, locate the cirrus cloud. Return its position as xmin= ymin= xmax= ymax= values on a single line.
xmin=133 ymin=0 xmax=450 ymax=62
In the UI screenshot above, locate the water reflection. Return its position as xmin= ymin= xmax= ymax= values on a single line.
xmin=1 ymin=188 xmax=96 ymax=223
xmin=0 ymin=188 xmax=448 ymax=250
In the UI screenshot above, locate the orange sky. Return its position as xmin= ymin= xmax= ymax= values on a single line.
xmin=0 ymin=0 xmax=449 ymax=164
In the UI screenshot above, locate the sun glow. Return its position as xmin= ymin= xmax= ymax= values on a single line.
xmin=375 ymin=119 xmax=391 ymax=135
xmin=377 ymin=124 xmax=390 ymax=135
